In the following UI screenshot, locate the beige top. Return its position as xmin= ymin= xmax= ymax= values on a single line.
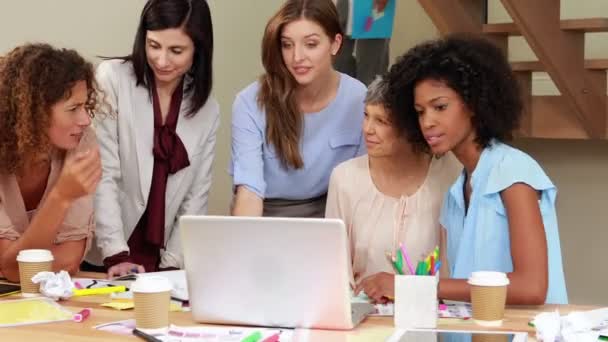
xmin=0 ymin=128 xmax=97 ymax=253
xmin=326 ymin=153 xmax=462 ymax=285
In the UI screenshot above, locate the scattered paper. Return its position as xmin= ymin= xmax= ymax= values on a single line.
xmin=75 ymin=270 xmax=189 ymax=302
xmin=350 ymin=292 xmax=472 ymax=319
xmin=94 ymin=319 xmax=293 ymax=341
xmin=350 ymin=291 xmax=394 ymax=316
xmin=438 ymin=303 xmax=472 ymax=319
xmin=533 ymin=308 xmax=608 ymax=342
xmin=72 ymin=278 xmax=114 ymax=290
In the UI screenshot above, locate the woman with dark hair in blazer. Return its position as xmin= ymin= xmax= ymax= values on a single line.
xmin=86 ymin=0 xmax=219 ymax=277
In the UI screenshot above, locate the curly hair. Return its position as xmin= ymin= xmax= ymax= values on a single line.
xmin=0 ymin=43 xmax=101 ymax=174
xmin=386 ymin=34 xmax=523 ymax=153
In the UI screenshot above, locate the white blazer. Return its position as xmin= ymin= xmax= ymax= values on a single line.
xmin=86 ymin=60 xmax=220 ymax=268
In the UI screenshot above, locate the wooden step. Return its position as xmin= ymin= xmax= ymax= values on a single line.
xmin=482 ymin=22 xmax=519 ymax=35
xmin=511 ymin=61 xmax=544 ymax=72
xmin=483 ymin=17 xmax=608 ymax=35
xmin=561 ymin=18 xmax=608 ymax=33
xmin=585 ymin=59 xmax=608 ymax=70
xmin=511 ymin=59 xmax=608 ymax=72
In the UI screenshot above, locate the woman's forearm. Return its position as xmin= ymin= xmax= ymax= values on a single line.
xmin=231 ymin=186 xmax=263 ymax=216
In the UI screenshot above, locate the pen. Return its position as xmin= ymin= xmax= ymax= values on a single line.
xmin=385 ymin=253 xmax=402 ymax=275
xmin=73 ymin=285 xmax=127 ymax=296
xmin=73 ymin=308 xmax=91 ymax=322
xmin=414 ymin=262 xmax=421 ymax=275
xmin=171 ymin=296 xmax=189 ymax=305
xmin=395 ymin=249 xmax=404 ymax=275
xmin=133 ymin=328 xmax=163 ymax=342
xmin=241 ymin=331 xmax=263 ymax=342
xmin=399 ymin=242 xmax=415 ymax=275
xmin=433 ymin=261 xmax=442 ymax=275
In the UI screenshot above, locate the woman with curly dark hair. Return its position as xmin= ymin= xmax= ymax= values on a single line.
xmin=386 ymin=34 xmax=567 ymax=304
xmin=0 ymin=43 xmax=102 ymax=282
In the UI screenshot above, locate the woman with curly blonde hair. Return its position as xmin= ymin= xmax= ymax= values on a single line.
xmin=0 ymin=43 xmax=102 ymax=282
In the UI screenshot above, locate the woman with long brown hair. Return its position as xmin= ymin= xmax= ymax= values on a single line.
xmin=230 ymin=0 xmax=367 ymax=217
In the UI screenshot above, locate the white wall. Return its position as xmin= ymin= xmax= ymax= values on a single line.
xmin=206 ymin=0 xmax=286 ymax=214
xmin=0 ymin=1 xmax=145 ymax=59
xmin=1 ymin=0 xmax=606 ymax=305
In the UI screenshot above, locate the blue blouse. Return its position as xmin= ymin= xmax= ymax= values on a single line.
xmin=440 ymin=141 xmax=568 ymax=304
xmin=229 ymin=73 xmax=367 ymax=199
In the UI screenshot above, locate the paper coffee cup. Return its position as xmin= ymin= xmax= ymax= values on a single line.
xmin=16 ymin=249 xmax=54 ymax=297
xmin=132 ymin=276 xmax=172 ymax=330
xmin=468 ymin=271 xmax=509 ymax=327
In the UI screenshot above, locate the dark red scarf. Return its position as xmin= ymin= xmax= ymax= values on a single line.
xmin=146 ymin=79 xmax=190 ymax=248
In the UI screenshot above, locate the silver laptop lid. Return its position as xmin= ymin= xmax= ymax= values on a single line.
xmin=180 ymin=215 xmax=354 ymax=329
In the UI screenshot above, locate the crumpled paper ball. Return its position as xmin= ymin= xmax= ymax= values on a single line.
xmin=533 ymin=310 xmax=601 ymax=342
xmin=32 ymin=270 xmax=75 ymax=300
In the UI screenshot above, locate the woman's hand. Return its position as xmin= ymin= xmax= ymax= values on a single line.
xmin=53 ymin=149 xmax=102 ymax=203
xmin=107 ymin=262 xmax=145 ymax=279
xmin=354 ymin=272 xmax=395 ymax=303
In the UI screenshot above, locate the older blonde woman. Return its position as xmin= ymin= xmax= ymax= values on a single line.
xmin=326 ymin=77 xmax=461 ymax=303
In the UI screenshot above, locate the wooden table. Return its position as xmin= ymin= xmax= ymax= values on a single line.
xmin=0 ymin=273 xmax=597 ymax=341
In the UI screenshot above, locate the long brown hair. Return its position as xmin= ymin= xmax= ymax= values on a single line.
xmin=258 ymin=0 xmax=342 ymax=169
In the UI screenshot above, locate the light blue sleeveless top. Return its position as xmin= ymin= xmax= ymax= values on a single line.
xmin=440 ymin=141 xmax=568 ymax=304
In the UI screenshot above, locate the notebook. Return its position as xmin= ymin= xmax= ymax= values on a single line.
xmin=0 ymin=297 xmax=73 ymax=327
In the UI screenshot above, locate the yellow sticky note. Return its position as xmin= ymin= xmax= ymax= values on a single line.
xmin=101 ymin=301 xmax=134 ymax=310
xmin=170 ymin=302 xmax=182 ymax=312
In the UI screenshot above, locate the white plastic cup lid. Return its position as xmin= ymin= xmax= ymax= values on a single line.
xmin=16 ymin=249 xmax=54 ymax=262
xmin=131 ymin=275 xmax=172 ymax=293
xmin=468 ymin=271 xmax=510 ymax=287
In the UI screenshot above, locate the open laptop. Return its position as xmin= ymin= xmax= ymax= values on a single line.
xmin=179 ymin=215 xmax=374 ymax=330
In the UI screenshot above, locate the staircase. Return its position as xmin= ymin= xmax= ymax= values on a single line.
xmin=417 ymin=0 xmax=608 ymax=139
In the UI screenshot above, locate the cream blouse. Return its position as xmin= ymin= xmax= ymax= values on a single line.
xmin=326 ymin=153 xmax=461 ymax=285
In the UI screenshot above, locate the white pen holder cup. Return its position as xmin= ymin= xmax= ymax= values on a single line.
xmin=394 ymin=274 xmax=438 ymax=329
